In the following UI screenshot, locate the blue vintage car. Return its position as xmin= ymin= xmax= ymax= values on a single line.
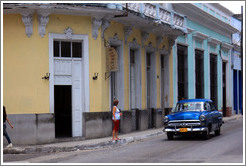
xmin=163 ymin=99 xmax=223 ymax=140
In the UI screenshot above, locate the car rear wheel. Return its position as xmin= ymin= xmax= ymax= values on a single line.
xmin=167 ymin=133 xmax=174 ymax=140
xmin=215 ymin=127 xmax=221 ymax=136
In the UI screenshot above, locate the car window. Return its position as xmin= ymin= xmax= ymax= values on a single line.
xmin=204 ymin=102 xmax=211 ymax=112
xmin=174 ymin=102 xmax=204 ymax=112
xmin=209 ymin=102 xmax=217 ymax=111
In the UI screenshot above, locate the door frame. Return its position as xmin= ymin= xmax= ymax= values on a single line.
xmin=159 ymin=48 xmax=170 ymax=112
xmin=49 ymin=31 xmax=90 ymax=137
xmin=108 ymin=36 xmax=124 ymax=110
xmin=145 ymin=46 xmax=157 ymax=109
xmin=128 ymin=41 xmax=142 ymax=110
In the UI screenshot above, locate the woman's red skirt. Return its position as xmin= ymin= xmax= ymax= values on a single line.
xmin=113 ymin=120 xmax=120 ymax=132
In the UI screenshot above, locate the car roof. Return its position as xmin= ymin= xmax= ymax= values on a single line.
xmin=178 ymin=99 xmax=212 ymax=103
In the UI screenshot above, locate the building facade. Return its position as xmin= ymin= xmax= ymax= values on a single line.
xmin=3 ymin=3 xmax=186 ymax=145
xmin=171 ymin=3 xmax=238 ymax=116
xmin=231 ymin=14 xmax=242 ymax=115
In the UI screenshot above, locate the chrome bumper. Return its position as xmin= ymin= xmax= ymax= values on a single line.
xmin=163 ymin=127 xmax=208 ymax=132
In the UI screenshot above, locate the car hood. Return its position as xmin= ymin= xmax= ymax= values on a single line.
xmin=168 ymin=111 xmax=202 ymax=121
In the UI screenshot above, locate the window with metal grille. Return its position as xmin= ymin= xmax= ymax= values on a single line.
xmin=53 ymin=41 xmax=82 ymax=58
xmin=146 ymin=53 xmax=151 ymax=109
xmin=210 ymin=54 xmax=218 ymax=108
xmin=130 ymin=49 xmax=135 ymax=65
xmin=177 ymin=45 xmax=188 ymax=101
xmin=130 ymin=49 xmax=136 ymax=109
xmin=195 ymin=49 xmax=204 ymax=99
xmin=110 ymin=45 xmax=118 ymax=107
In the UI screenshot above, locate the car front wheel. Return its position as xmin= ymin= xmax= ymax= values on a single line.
xmin=167 ymin=132 xmax=174 ymax=140
xmin=202 ymin=129 xmax=210 ymax=140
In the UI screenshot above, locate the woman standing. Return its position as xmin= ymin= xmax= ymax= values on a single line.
xmin=112 ymin=100 xmax=122 ymax=141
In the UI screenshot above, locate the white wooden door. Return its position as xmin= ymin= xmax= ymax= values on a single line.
xmin=53 ymin=58 xmax=82 ymax=137
xmin=72 ymin=59 xmax=82 ymax=137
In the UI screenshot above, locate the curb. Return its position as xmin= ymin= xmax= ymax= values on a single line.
xmin=3 ymin=131 xmax=165 ymax=154
xmin=223 ymin=115 xmax=243 ymax=123
xmin=3 ymin=115 xmax=242 ymax=154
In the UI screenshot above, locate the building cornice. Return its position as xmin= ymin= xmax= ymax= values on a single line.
xmin=4 ymin=3 xmax=186 ymax=40
xmin=172 ymin=3 xmax=239 ymax=37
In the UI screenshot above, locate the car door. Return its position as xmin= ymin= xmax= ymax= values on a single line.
xmin=209 ymin=101 xmax=221 ymax=130
xmin=204 ymin=102 xmax=213 ymax=130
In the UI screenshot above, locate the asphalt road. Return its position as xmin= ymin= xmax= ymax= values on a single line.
xmin=4 ymin=118 xmax=244 ymax=164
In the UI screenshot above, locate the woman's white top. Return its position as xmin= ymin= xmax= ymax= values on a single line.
xmin=112 ymin=106 xmax=120 ymax=120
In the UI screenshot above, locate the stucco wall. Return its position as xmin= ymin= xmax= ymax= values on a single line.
xmin=3 ymin=114 xmax=54 ymax=145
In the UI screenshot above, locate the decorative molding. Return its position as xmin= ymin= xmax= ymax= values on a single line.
xmin=129 ymin=38 xmax=139 ymax=50
xmin=208 ymin=37 xmax=221 ymax=46
xmin=192 ymin=31 xmax=209 ymax=41
xmin=92 ymin=17 xmax=102 ymax=40
xmin=38 ymin=13 xmax=50 ymax=38
xmin=220 ymin=52 xmax=229 ymax=62
xmin=141 ymin=31 xmax=149 ymax=46
xmin=156 ymin=36 xmax=164 ymax=48
xmin=187 ymin=28 xmax=194 ymax=34
xmin=221 ymin=42 xmax=233 ymax=50
xmin=124 ymin=26 xmax=133 ymax=44
xmin=64 ymin=27 xmax=73 ymax=39
xmin=168 ymin=36 xmax=177 ymax=48
xmin=101 ymin=19 xmax=110 ymax=39
xmin=159 ymin=48 xmax=169 ymax=55
xmin=108 ymin=33 xmax=122 ymax=46
xmin=21 ymin=13 xmax=33 ymax=38
xmin=145 ymin=44 xmax=155 ymax=53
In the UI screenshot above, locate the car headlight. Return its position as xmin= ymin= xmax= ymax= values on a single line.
xmin=164 ymin=116 xmax=169 ymax=123
xmin=199 ymin=115 xmax=206 ymax=121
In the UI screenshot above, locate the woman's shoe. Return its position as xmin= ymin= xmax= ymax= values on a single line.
xmin=6 ymin=143 xmax=13 ymax=148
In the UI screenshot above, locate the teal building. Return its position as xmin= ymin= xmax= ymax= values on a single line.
xmin=171 ymin=3 xmax=238 ymax=116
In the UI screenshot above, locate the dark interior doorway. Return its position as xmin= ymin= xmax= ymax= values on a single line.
xmin=54 ymin=85 xmax=72 ymax=138
xmin=222 ymin=62 xmax=227 ymax=116
xmin=195 ymin=49 xmax=204 ymax=99
xmin=177 ymin=44 xmax=188 ymax=101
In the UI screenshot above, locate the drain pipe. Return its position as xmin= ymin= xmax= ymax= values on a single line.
xmin=114 ymin=3 xmax=128 ymax=18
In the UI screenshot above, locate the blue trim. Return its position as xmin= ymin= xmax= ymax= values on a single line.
xmin=178 ymin=99 xmax=212 ymax=103
xmin=233 ymin=70 xmax=238 ymax=113
xmin=239 ymin=71 xmax=242 ymax=112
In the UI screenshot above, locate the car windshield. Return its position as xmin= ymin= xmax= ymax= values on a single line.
xmin=174 ymin=102 xmax=204 ymax=112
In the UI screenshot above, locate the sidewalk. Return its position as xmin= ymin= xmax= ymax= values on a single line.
xmin=3 ymin=114 xmax=243 ymax=154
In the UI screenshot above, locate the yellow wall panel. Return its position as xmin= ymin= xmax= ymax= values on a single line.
xmin=3 ymin=14 xmax=49 ymax=114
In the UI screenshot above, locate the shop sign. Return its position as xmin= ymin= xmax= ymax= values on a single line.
xmin=107 ymin=47 xmax=118 ymax=71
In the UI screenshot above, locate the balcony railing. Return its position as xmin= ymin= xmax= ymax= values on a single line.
xmin=122 ymin=3 xmax=186 ymax=29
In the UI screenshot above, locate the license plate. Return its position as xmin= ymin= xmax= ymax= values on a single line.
xmin=180 ymin=128 xmax=188 ymax=132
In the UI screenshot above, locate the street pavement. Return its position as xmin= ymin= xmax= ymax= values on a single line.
xmin=3 ymin=114 xmax=243 ymax=154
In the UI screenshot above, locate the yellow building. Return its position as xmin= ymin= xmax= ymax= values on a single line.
xmin=3 ymin=3 xmax=186 ymax=144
